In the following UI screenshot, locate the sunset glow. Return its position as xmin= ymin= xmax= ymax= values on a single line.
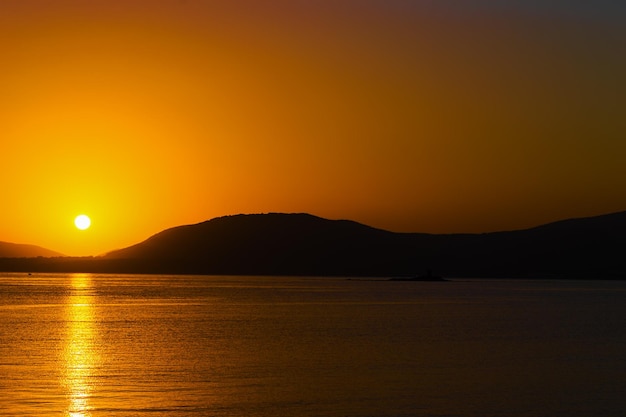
xmin=1 ymin=1 xmax=625 ymax=256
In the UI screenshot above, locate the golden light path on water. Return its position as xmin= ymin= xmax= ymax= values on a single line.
xmin=64 ymin=274 xmax=97 ymax=417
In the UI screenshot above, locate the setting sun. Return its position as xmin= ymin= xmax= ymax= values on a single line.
xmin=74 ymin=215 xmax=91 ymax=231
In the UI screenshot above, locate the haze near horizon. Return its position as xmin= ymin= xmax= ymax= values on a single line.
xmin=1 ymin=0 xmax=625 ymax=256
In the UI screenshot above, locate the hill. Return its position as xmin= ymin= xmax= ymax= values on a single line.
xmin=0 ymin=241 xmax=64 ymax=258
xmin=104 ymin=213 xmax=423 ymax=276
xmin=102 ymin=211 xmax=626 ymax=278
xmin=1 ymin=212 xmax=624 ymax=278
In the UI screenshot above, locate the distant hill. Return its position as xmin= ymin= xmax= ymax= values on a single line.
xmin=0 ymin=241 xmax=64 ymax=258
xmin=101 ymin=211 xmax=626 ymax=278
xmin=1 ymin=211 xmax=625 ymax=278
xmin=104 ymin=213 xmax=417 ymax=276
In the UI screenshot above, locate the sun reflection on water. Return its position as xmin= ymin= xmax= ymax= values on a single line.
xmin=64 ymin=273 xmax=97 ymax=417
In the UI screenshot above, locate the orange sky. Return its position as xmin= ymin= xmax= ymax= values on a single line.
xmin=1 ymin=0 xmax=625 ymax=256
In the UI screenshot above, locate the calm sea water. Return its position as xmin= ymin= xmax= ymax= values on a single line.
xmin=0 ymin=273 xmax=625 ymax=417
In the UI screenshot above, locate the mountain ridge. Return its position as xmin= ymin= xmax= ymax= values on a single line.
xmin=0 ymin=241 xmax=64 ymax=258
xmin=1 ymin=211 xmax=625 ymax=278
xmin=101 ymin=210 xmax=626 ymax=278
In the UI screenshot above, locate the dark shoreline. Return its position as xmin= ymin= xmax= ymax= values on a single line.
xmin=1 ymin=257 xmax=625 ymax=280
xmin=389 ymin=276 xmax=448 ymax=282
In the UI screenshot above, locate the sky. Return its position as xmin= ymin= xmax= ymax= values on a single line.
xmin=1 ymin=0 xmax=625 ymax=256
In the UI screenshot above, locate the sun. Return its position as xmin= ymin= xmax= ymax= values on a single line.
xmin=74 ymin=215 xmax=91 ymax=230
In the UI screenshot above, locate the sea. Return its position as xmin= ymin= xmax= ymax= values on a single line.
xmin=0 ymin=273 xmax=625 ymax=417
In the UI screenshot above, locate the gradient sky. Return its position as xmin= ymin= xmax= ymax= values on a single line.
xmin=1 ymin=0 xmax=625 ymax=256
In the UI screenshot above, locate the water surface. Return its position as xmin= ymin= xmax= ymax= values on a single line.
xmin=0 ymin=273 xmax=625 ymax=416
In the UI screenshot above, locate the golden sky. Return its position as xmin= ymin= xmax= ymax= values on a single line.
xmin=2 ymin=0 xmax=625 ymax=256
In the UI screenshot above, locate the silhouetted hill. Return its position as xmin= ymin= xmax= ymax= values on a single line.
xmin=432 ymin=211 xmax=626 ymax=278
xmin=100 ymin=211 xmax=626 ymax=278
xmin=105 ymin=213 xmax=425 ymax=276
xmin=1 ymin=212 xmax=624 ymax=277
xmin=0 ymin=241 xmax=64 ymax=258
